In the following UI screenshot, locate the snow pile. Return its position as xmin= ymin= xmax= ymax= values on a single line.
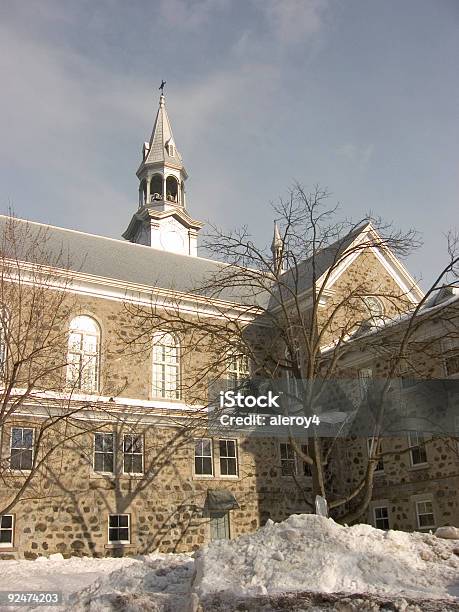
xmin=0 ymin=553 xmax=193 ymax=612
xmin=67 ymin=553 xmax=193 ymax=611
xmin=193 ymin=514 xmax=459 ymax=601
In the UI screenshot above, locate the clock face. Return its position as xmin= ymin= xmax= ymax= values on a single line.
xmin=160 ymin=228 xmax=186 ymax=253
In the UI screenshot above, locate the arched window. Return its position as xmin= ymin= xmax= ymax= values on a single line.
xmin=150 ymin=174 xmax=163 ymax=201
xmin=67 ymin=315 xmax=100 ymax=392
xmin=152 ymin=332 xmax=180 ymax=399
xmin=363 ymin=296 xmax=385 ymax=327
xmin=166 ymin=176 xmax=178 ymax=203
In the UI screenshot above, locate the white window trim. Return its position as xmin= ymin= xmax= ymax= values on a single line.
xmin=373 ymin=505 xmax=390 ymax=530
xmin=218 ymin=438 xmax=239 ymax=478
xmin=415 ymin=499 xmax=436 ymax=530
xmin=279 ymin=441 xmax=297 ymax=477
xmin=93 ymin=432 xmax=115 ymax=475
xmin=66 ymin=315 xmax=101 ymax=394
xmin=122 ymin=433 xmax=144 ymax=475
xmin=193 ymin=437 xmax=214 ymax=478
xmin=0 ymin=514 xmax=14 ymax=548
xmin=10 ymin=427 xmax=34 ymax=472
xmin=408 ymin=431 xmax=428 ymax=467
xmin=152 ymin=332 xmax=181 ymax=400
xmin=358 ymin=368 xmax=373 ymax=399
xmin=107 ymin=514 xmax=130 ymax=544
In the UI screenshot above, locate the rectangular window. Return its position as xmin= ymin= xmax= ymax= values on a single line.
xmin=194 ymin=438 xmax=213 ymax=476
xmin=367 ymin=438 xmax=384 ymax=472
xmin=416 ymin=500 xmax=435 ymax=529
xmin=219 ymin=439 xmax=238 ymax=476
xmin=210 ymin=511 xmax=230 ymax=540
xmin=10 ymin=427 xmax=34 ymax=470
xmin=0 ymin=515 xmax=14 ymax=547
xmin=108 ymin=514 xmax=130 ymax=543
xmin=300 ymin=442 xmax=312 ymax=477
xmin=408 ymin=432 xmax=428 ymax=466
xmin=373 ymin=506 xmax=390 ymax=530
xmin=123 ymin=434 xmax=144 ymax=474
xmin=94 ymin=433 xmax=114 ymax=473
xmin=227 ymin=353 xmax=249 ymax=390
xmin=280 ymin=442 xmax=296 ymax=476
xmin=443 ymin=339 xmax=459 ymax=376
xmin=358 ymin=368 xmax=372 ymax=399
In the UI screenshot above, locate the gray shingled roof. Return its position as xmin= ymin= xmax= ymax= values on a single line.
xmin=0 ymin=216 xmax=267 ymax=307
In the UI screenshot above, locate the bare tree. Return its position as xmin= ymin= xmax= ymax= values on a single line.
xmin=122 ymin=184 xmax=459 ymax=521
xmin=0 ymin=213 xmax=124 ymax=515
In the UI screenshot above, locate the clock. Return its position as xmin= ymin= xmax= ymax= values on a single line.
xmin=160 ymin=228 xmax=186 ymax=253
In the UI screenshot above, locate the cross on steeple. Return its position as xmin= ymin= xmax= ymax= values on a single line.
xmin=159 ymin=80 xmax=166 ymax=94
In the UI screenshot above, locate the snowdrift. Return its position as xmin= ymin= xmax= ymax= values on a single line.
xmin=193 ymin=514 xmax=459 ymax=601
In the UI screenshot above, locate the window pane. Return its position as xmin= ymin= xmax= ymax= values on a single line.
xmin=131 ymin=455 xmax=143 ymax=473
xmin=11 ymin=428 xmax=23 ymax=448
xmin=1 ymin=516 xmax=12 ymax=529
xmin=109 ymin=515 xmax=118 ymax=528
xmin=119 ymin=515 xmax=128 ymax=527
xmin=0 ymin=530 xmax=12 ymax=544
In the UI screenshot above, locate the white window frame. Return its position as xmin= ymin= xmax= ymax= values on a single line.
xmin=0 ymin=514 xmax=14 ymax=548
xmin=358 ymin=368 xmax=373 ymax=399
xmin=227 ymin=352 xmax=249 ymax=390
xmin=363 ymin=296 xmax=385 ymax=327
xmin=194 ymin=438 xmax=214 ymax=477
xmin=108 ymin=514 xmax=130 ymax=544
xmin=152 ymin=332 xmax=180 ymax=400
xmin=218 ymin=439 xmax=238 ymax=477
xmin=66 ymin=315 xmax=101 ymax=393
xmin=373 ymin=505 xmax=390 ymax=530
xmin=280 ymin=442 xmax=296 ymax=476
xmin=416 ymin=499 xmax=436 ymax=530
xmin=93 ymin=432 xmax=115 ymax=474
xmin=367 ymin=437 xmax=384 ymax=472
xmin=408 ymin=431 xmax=428 ymax=466
xmin=10 ymin=427 xmax=34 ymax=471
xmin=442 ymin=338 xmax=459 ymax=377
xmin=122 ymin=434 xmax=144 ymax=475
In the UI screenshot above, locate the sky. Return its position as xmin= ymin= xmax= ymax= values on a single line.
xmin=0 ymin=0 xmax=458 ymax=287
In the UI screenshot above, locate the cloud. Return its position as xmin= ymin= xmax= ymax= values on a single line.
xmin=157 ymin=0 xmax=230 ymax=30
xmin=253 ymin=0 xmax=329 ymax=45
xmin=336 ymin=143 xmax=374 ymax=169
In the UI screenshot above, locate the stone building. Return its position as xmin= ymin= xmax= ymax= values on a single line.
xmin=0 ymin=93 xmax=457 ymax=559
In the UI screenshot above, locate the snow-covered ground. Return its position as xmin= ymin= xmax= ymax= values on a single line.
xmin=0 ymin=514 xmax=458 ymax=611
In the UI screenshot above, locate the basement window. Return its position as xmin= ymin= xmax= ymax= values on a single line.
xmin=108 ymin=514 xmax=130 ymax=544
xmin=0 ymin=515 xmax=14 ymax=547
xmin=416 ymin=500 xmax=435 ymax=529
xmin=373 ymin=506 xmax=390 ymax=530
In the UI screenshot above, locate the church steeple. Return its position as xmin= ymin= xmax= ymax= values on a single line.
xmin=122 ymin=91 xmax=203 ymax=256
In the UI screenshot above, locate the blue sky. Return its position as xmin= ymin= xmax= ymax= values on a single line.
xmin=0 ymin=0 xmax=457 ymax=287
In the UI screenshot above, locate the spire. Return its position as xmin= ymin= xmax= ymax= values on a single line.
xmin=271 ymin=221 xmax=285 ymax=273
xmin=125 ymin=87 xmax=204 ymax=256
xmin=141 ymin=94 xmax=186 ymax=175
